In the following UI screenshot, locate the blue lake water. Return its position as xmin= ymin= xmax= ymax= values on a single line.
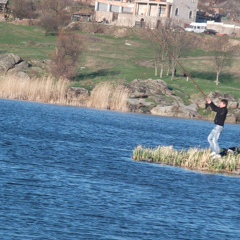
xmin=0 ymin=99 xmax=240 ymax=240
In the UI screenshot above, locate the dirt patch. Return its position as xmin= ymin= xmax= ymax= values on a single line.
xmin=11 ymin=19 xmax=39 ymax=26
xmin=68 ymin=22 xmax=140 ymax=38
xmin=136 ymin=60 xmax=154 ymax=68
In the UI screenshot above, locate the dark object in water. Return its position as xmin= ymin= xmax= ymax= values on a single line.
xmin=221 ymin=146 xmax=240 ymax=156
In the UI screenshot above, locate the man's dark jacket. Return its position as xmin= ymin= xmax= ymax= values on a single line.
xmin=209 ymin=102 xmax=228 ymax=127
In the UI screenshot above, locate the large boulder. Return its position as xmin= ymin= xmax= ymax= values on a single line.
xmin=195 ymin=98 xmax=207 ymax=109
xmin=0 ymin=53 xmax=50 ymax=79
xmin=128 ymin=79 xmax=173 ymax=98
xmin=127 ymin=79 xmax=182 ymax=113
xmin=150 ymin=105 xmax=176 ymax=117
xmin=29 ymin=59 xmax=50 ymax=70
xmin=151 ymin=103 xmax=199 ymax=119
xmin=208 ymin=91 xmax=239 ymax=109
xmin=0 ymin=53 xmax=21 ymax=73
xmin=7 ymin=61 xmax=29 ymax=75
xmin=127 ymin=98 xmax=154 ymax=113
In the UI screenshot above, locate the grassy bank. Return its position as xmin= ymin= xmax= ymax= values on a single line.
xmin=133 ymin=145 xmax=240 ymax=175
xmin=0 ymin=22 xmax=240 ymax=103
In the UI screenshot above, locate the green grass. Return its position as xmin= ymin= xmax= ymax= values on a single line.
xmin=0 ymin=22 xmax=56 ymax=60
xmin=1 ymin=22 xmax=240 ymax=99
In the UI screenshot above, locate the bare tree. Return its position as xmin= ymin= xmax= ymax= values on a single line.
xmin=11 ymin=0 xmax=38 ymax=19
xmin=154 ymin=21 xmax=171 ymax=78
xmin=144 ymin=20 xmax=197 ymax=80
xmin=166 ymin=30 xmax=198 ymax=80
xmin=38 ymin=0 xmax=73 ymax=35
xmin=209 ymin=36 xmax=236 ymax=86
xmin=145 ymin=28 xmax=168 ymax=78
xmin=50 ymin=32 xmax=83 ymax=80
xmin=143 ymin=20 xmax=173 ymax=78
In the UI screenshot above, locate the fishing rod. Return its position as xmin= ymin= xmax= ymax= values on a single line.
xmin=150 ymin=28 xmax=207 ymax=98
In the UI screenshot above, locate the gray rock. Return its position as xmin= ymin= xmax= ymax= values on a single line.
xmin=7 ymin=61 xmax=29 ymax=75
xmin=195 ymin=98 xmax=207 ymax=109
xmin=127 ymin=98 xmax=154 ymax=113
xmin=30 ymin=59 xmax=48 ymax=69
xmin=0 ymin=53 xmax=21 ymax=73
xmin=178 ymin=104 xmax=199 ymax=118
xmin=66 ymin=87 xmax=89 ymax=105
xmin=151 ymin=103 xmax=199 ymax=119
xmin=128 ymin=79 xmax=173 ymax=98
xmin=150 ymin=105 xmax=176 ymax=117
xmin=208 ymin=92 xmax=238 ymax=109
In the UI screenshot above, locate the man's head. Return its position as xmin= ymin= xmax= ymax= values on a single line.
xmin=220 ymin=99 xmax=228 ymax=108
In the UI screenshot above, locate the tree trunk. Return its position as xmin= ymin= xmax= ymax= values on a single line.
xmin=154 ymin=62 xmax=158 ymax=76
xmin=166 ymin=67 xmax=170 ymax=76
xmin=160 ymin=63 xmax=164 ymax=78
xmin=171 ymin=68 xmax=174 ymax=80
xmin=215 ymin=71 xmax=220 ymax=85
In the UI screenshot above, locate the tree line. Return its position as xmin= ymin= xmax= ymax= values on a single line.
xmin=144 ymin=20 xmax=239 ymax=85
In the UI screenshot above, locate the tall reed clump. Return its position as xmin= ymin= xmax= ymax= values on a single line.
xmin=87 ymin=82 xmax=129 ymax=111
xmin=0 ymin=75 xmax=69 ymax=104
xmin=133 ymin=145 xmax=240 ymax=175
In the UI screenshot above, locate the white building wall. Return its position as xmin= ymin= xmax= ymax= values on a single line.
xmin=95 ymin=0 xmax=199 ymax=27
xmin=171 ymin=0 xmax=198 ymax=24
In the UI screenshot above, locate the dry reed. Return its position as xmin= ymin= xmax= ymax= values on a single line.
xmin=0 ymin=75 xmax=69 ymax=104
xmin=133 ymin=145 xmax=240 ymax=175
xmin=87 ymin=82 xmax=129 ymax=111
xmin=0 ymin=76 xmax=130 ymax=111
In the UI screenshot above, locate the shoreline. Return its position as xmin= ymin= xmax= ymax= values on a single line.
xmin=1 ymin=96 xmax=239 ymax=125
xmin=138 ymin=158 xmax=240 ymax=177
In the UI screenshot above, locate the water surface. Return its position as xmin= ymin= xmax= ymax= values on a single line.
xmin=1 ymin=99 xmax=240 ymax=240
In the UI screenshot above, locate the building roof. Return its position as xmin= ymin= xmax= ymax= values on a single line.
xmin=0 ymin=0 xmax=8 ymax=4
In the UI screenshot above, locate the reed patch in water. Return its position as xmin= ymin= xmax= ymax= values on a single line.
xmin=133 ymin=145 xmax=240 ymax=175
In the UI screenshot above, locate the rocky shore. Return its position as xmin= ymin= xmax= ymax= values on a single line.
xmin=0 ymin=53 xmax=240 ymax=123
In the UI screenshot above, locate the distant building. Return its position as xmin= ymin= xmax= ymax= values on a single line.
xmin=72 ymin=9 xmax=94 ymax=22
xmin=0 ymin=0 xmax=8 ymax=12
xmin=95 ymin=0 xmax=198 ymax=27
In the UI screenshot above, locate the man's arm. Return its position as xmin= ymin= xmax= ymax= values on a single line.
xmin=206 ymin=98 xmax=219 ymax=112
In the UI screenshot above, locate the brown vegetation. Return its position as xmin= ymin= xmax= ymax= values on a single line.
xmin=11 ymin=0 xmax=38 ymax=19
xmin=50 ymin=32 xmax=83 ymax=80
xmin=87 ymin=82 xmax=129 ymax=111
xmin=0 ymin=75 xmax=69 ymax=104
xmin=0 ymin=76 xmax=129 ymax=111
xmin=38 ymin=0 xmax=73 ymax=35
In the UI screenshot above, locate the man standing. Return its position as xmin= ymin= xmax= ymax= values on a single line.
xmin=206 ymin=98 xmax=228 ymax=158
